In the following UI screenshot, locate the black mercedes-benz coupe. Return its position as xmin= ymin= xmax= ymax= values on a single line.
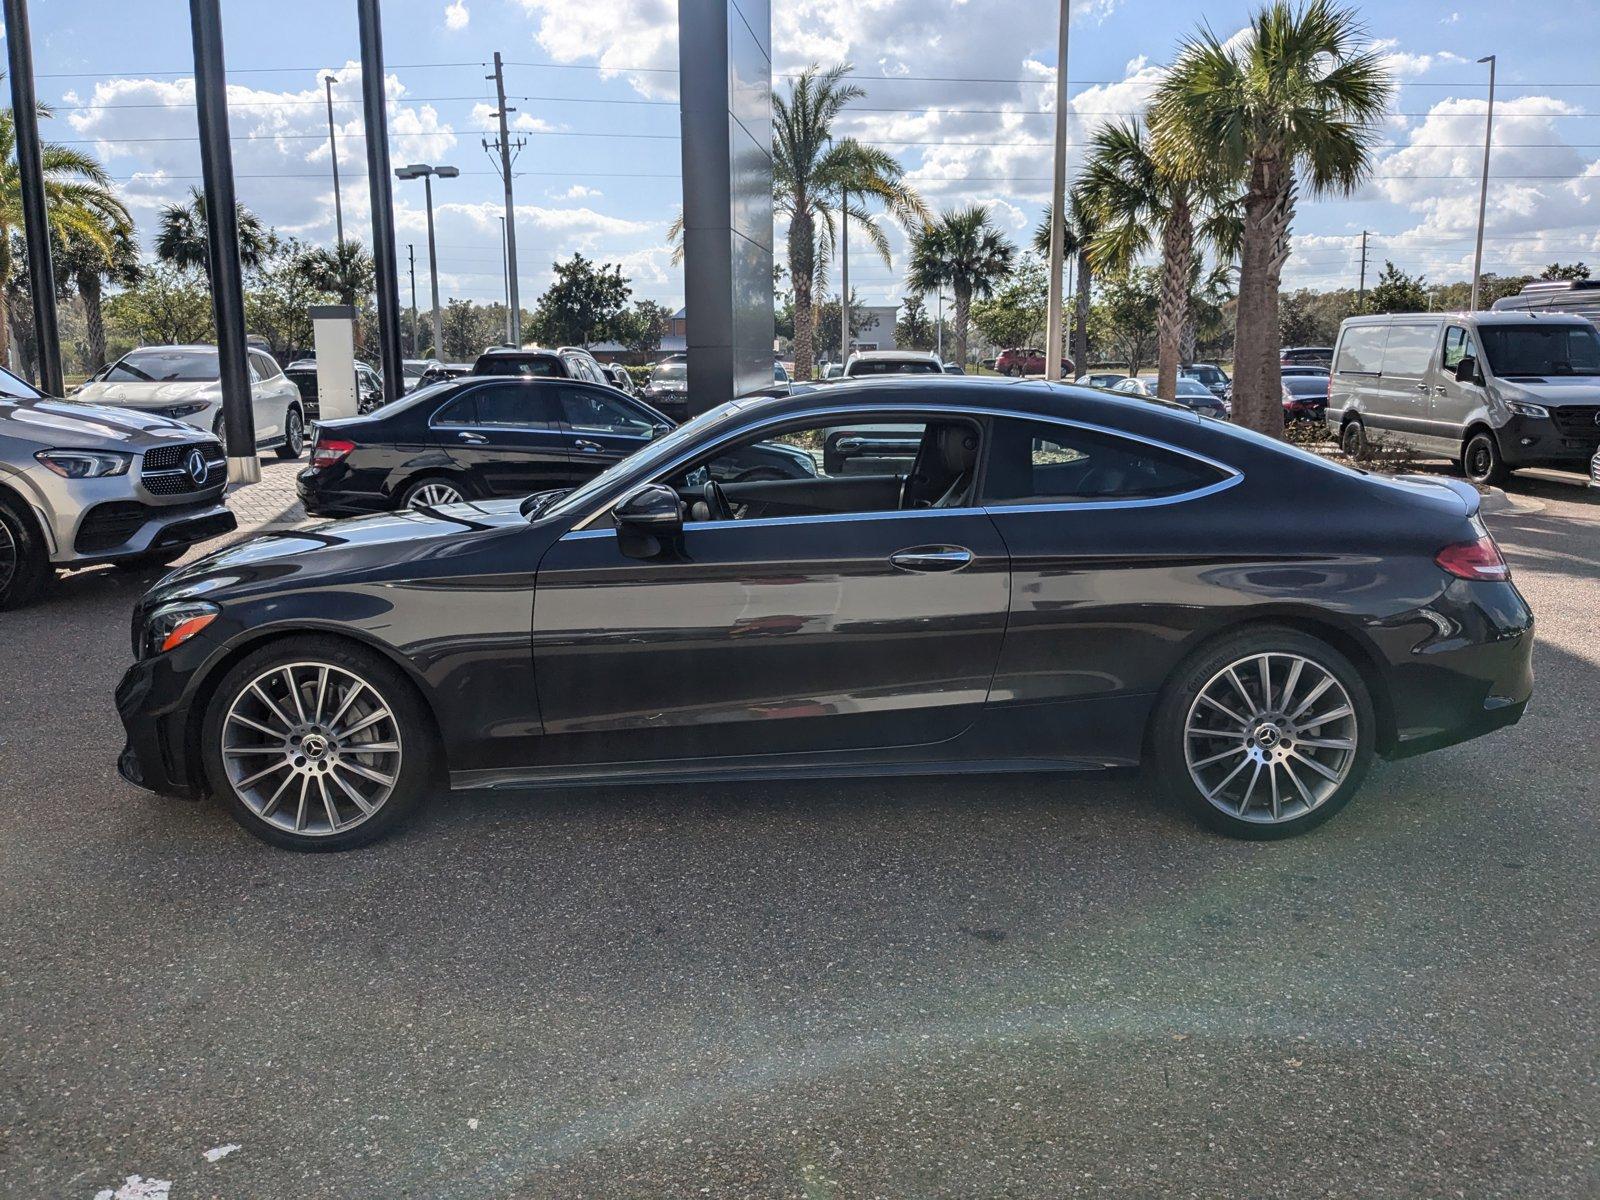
xmin=117 ymin=378 xmax=1534 ymax=850
xmin=295 ymin=376 xmax=815 ymax=515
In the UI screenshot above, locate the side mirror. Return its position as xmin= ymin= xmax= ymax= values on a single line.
xmin=649 ymin=422 xmax=672 ymax=440
xmin=1454 ymin=355 xmax=1479 ymax=384
xmin=613 ymin=483 xmax=682 ymax=558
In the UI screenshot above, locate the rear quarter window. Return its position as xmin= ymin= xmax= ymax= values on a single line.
xmin=982 ymin=419 xmax=1228 ymax=505
xmin=1335 ymin=327 xmax=1388 ymax=375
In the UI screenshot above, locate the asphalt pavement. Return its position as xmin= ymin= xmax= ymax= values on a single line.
xmin=0 ymin=468 xmax=1595 ymax=1199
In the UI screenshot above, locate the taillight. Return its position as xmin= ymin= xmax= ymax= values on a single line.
xmin=1435 ymin=535 xmax=1509 ymax=582
xmin=310 ymin=437 xmax=355 ymax=470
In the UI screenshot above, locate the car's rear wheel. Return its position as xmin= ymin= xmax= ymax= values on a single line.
xmin=1005 ymin=365 xmax=1023 ymax=377
xmin=275 ymin=405 xmax=305 ymax=460
xmin=1152 ymin=627 xmax=1375 ymax=839
xmin=0 ymin=493 xmax=50 ymax=610
xmin=1463 ymin=429 xmax=1508 ymax=486
xmin=399 ymin=476 xmax=466 ymax=509
xmin=1340 ymin=417 xmax=1366 ymax=458
xmin=200 ymin=637 xmax=437 ymax=850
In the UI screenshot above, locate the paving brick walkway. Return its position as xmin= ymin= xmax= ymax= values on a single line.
xmin=225 ymin=459 xmax=308 ymax=532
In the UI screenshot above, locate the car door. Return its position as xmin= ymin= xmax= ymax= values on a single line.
xmin=529 ymin=410 xmax=1011 ymax=766
xmin=1432 ymin=323 xmax=1483 ymax=449
xmin=1373 ymin=321 xmax=1440 ymax=449
xmin=436 ymin=381 xmax=584 ymax=496
xmin=556 ymin=383 xmax=663 ymax=472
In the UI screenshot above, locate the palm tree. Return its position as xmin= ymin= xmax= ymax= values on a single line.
xmin=56 ymin=218 xmax=139 ymax=371
xmin=0 ymin=92 xmax=130 ymax=368
xmin=302 ymin=238 xmax=374 ymax=306
xmin=1153 ymin=0 xmax=1391 ymax=436
xmin=773 ymin=63 xmax=926 ymax=379
xmin=907 ymin=206 xmax=1016 ymax=370
xmin=1033 ymin=186 xmax=1096 ymax=373
xmin=155 ymin=185 xmax=270 ymax=278
xmin=1076 ymin=119 xmax=1237 ymax=400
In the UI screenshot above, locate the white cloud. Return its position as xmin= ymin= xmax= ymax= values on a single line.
xmin=444 ymin=0 xmax=469 ymax=29
xmin=551 ymin=184 xmax=602 ymax=199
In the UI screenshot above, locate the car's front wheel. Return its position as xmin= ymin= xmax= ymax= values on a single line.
xmin=1152 ymin=627 xmax=1376 ymax=839
xmin=1463 ymin=429 xmax=1508 ymax=486
xmin=0 ymin=493 xmax=50 ymax=610
xmin=200 ymin=637 xmax=437 ymax=850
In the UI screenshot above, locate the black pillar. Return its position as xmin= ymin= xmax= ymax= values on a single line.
xmin=189 ymin=0 xmax=258 ymax=482
xmin=357 ymin=0 xmax=405 ymax=401
xmin=4 ymin=0 xmax=63 ymax=395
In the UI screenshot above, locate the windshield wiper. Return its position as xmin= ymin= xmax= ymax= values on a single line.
xmin=520 ymin=488 xmax=570 ymax=518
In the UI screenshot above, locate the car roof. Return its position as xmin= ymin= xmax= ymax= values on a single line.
xmin=850 ymin=350 xmax=939 ymax=361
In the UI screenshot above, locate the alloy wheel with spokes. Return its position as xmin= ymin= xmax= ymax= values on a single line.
xmin=1184 ymin=651 xmax=1359 ymax=825
xmin=0 ymin=517 xmax=16 ymax=597
xmin=404 ymin=479 xmax=465 ymax=508
xmin=220 ymin=661 xmax=403 ymax=838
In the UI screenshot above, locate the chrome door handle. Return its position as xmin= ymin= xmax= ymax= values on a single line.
xmin=456 ymin=431 xmax=487 ymax=444
xmin=1413 ymin=383 xmax=1430 ymax=392
xmin=1433 ymin=385 xmax=1449 ymax=396
xmin=890 ymin=546 xmax=974 ymax=572
xmin=575 ymin=439 xmax=603 ymax=453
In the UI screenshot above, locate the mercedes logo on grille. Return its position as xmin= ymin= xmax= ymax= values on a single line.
xmin=185 ymin=447 xmax=210 ymax=487
xmin=1593 ymin=410 xmax=1600 ymax=428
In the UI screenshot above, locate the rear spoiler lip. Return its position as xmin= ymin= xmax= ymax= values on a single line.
xmin=1393 ymin=473 xmax=1483 ymax=517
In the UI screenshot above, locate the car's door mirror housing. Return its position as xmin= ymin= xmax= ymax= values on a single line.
xmin=1454 ymin=355 xmax=1480 ymax=384
xmin=613 ymin=483 xmax=683 ymax=558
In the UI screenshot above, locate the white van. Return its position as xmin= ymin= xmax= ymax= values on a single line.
xmin=1326 ymin=311 xmax=1600 ymax=484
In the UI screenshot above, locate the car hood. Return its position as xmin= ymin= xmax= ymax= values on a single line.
xmin=1492 ymin=375 xmax=1600 ymax=404
xmin=0 ymin=396 xmax=209 ymax=451
xmin=75 ymin=379 xmax=223 ymax=407
xmin=144 ymin=498 xmax=544 ymax=605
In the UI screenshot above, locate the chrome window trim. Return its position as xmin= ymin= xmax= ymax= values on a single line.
xmin=566 ymin=401 xmax=1242 ymax=532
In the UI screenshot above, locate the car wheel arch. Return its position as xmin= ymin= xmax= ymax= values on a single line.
xmin=180 ymin=622 xmax=450 ymax=789
xmin=1143 ymin=609 xmax=1398 ymax=762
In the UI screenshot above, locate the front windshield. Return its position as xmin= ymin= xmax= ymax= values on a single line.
xmin=651 ymin=362 xmax=687 ymax=386
xmin=847 ymin=360 xmax=941 ymax=375
xmin=0 ymin=363 xmax=43 ymax=400
xmin=107 ymin=349 xmax=218 ymax=383
xmin=542 ymin=400 xmax=744 ymax=520
xmin=403 ymin=362 xmax=428 ymax=378
xmin=1176 ymin=380 xmax=1211 ymax=397
xmin=1479 ymin=324 xmax=1600 ymax=376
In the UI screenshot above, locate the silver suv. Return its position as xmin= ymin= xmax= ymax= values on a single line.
xmin=0 ymin=366 xmax=235 ymax=609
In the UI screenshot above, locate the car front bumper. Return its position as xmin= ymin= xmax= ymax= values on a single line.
xmin=1499 ymin=411 xmax=1600 ymax=468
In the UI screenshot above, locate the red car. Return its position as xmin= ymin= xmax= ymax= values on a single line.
xmin=996 ymin=347 xmax=1075 ymax=377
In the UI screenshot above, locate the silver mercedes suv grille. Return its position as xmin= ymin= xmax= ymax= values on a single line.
xmin=141 ymin=442 xmax=226 ymax=496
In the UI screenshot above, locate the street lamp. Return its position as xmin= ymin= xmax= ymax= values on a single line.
xmin=395 ymin=162 xmax=458 ymax=357
xmin=1469 ymin=54 xmax=1496 ymax=313
xmin=323 ymin=73 xmax=345 ymax=248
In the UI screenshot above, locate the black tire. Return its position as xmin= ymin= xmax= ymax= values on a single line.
xmin=1005 ymin=365 xmax=1023 ymax=377
xmin=200 ymin=635 xmax=438 ymax=851
xmin=1339 ymin=416 xmax=1366 ymax=458
xmin=275 ymin=404 xmax=305 ymax=460
xmin=1150 ymin=625 xmax=1377 ymax=840
xmin=397 ymin=475 xmax=467 ymax=509
xmin=1462 ymin=429 xmax=1508 ymax=486
xmin=0 ymin=492 xmax=51 ymax=610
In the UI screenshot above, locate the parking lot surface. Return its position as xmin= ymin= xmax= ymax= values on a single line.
xmin=1 ymin=469 xmax=1595 ymax=1199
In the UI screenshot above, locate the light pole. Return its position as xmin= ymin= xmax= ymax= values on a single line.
xmin=839 ymin=187 xmax=850 ymax=367
xmin=323 ymin=73 xmax=345 ymax=248
xmin=395 ymin=163 xmax=457 ymax=357
xmin=407 ymin=243 xmax=418 ymax=358
xmin=1043 ymin=0 xmax=1071 ymax=381
xmin=1469 ymin=54 xmax=1496 ymax=312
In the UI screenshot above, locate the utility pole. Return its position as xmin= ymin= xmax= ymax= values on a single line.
xmin=357 ymin=0 xmax=405 ymax=400
xmin=1470 ymin=54 xmax=1496 ymax=312
xmin=936 ymin=289 xmax=943 ymax=361
xmin=407 ymin=243 xmax=418 ymax=358
xmin=485 ymin=52 xmax=525 ymax=345
xmin=499 ymin=215 xmax=512 ymax=344
xmin=1357 ymin=230 xmax=1370 ymax=310
xmin=1043 ymin=0 xmax=1072 ymax=381
xmin=323 ymin=73 xmax=345 ymax=247
xmin=839 ymin=187 xmax=850 ymax=367
xmin=4 ymin=0 xmax=62 ymax=393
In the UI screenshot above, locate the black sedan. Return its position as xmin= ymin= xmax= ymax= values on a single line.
xmin=1282 ymin=374 xmax=1330 ymax=422
xmin=118 ymin=377 xmax=1533 ymax=850
xmin=295 ymin=376 xmax=816 ymax=515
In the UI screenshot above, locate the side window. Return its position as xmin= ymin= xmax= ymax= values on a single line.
xmin=1379 ymin=324 xmax=1438 ymax=378
xmin=981 ymin=419 xmax=1227 ymax=505
xmin=561 ymin=387 xmax=656 ymax=436
xmin=432 ymin=392 xmax=478 ymax=426
xmin=473 ymin=382 xmax=560 ymax=428
xmin=1442 ymin=326 xmax=1472 ymax=371
xmin=1335 ymin=326 xmax=1388 ymax=375
xmin=250 ymin=350 xmax=281 ymax=379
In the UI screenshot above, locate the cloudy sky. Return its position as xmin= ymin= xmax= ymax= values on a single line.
xmin=16 ymin=0 xmax=1600 ymax=311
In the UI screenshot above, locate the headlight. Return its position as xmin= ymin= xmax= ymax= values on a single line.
xmin=143 ymin=601 xmax=219 ymax=657
xmin=1505 ymin=401 xmax=1550 ymax=419
xmin=159 ymin=402 xmax=211 ymax=418
xmin=35 ymin=449 xmax=132 ymax=479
